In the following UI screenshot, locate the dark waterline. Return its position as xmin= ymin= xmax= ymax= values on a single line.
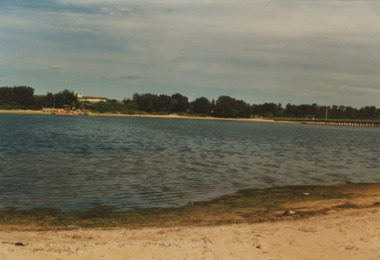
xmin=0 ymin=114 xmax=379 ymax=211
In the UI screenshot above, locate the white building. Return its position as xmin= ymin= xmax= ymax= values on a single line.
xmin=76 ymin=93 xmax=108 ymax=103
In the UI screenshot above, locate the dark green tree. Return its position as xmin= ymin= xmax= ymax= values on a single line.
xmin=0 ymin=86 xmax=34 ymax=108
xmin=12 ymin=86 xmax=35 ymax=106
xmin=253 ymin=103 xmax=283 ymax=117
xmin=171 ymin=93 xmax=189 ymax=112
xmin=190 ymin=97 xmax=211 ymax=114
xmin=214 ymin=96 xmax=251 ymax=118
xmin=158 ymin=94 xmax=173 ymax=112
xmin=54 ymin=89 xmax=77 ymax=108
xmin=0 ymin=87 xmax=12 ymax=106
xmin=359 ymin=106 xmax=377 ymax=119
xmin=133 ymin=93 xmax=160 ymax=112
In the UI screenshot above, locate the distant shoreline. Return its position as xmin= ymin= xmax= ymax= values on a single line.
xmin=95 ymin=112 xmax=278 ymax=123
xmin=4 ymin=109 xmax=379 ymax=127
xmin=0 ymin=109 xmax=46 ymax=115
xmin=0 ymin=109 xmax=278 ymax=123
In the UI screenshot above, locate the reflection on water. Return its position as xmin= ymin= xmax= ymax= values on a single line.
xmin=0 ymin=114 xmax=379 ymax=211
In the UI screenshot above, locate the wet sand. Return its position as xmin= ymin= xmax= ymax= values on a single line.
xmin=1 ymin=207 xmax=379 ymax=259
xmin=1 ymin=185 xmax=380 ymax=260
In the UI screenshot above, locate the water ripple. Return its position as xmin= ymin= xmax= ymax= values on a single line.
xmin=0 ymin=114 xmax=379 ymax=211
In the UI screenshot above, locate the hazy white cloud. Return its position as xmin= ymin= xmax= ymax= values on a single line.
xmin=1 ymin=0 xmax=380 ymax=106
xmin=121 ymin=75 xmax=141 ymax=80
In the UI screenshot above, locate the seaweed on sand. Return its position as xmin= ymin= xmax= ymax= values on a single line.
xmin=0 ymin=183 xmax=377 ymax=228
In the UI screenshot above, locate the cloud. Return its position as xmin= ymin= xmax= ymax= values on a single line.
xmin=1 ymin=0 xmax=380 ymax=107
xmin=320 ymin=83 xmax=380 ymax=96
xmin=365 ymin=0 xmax=380 ymax=18
xmin=121 ymin=76 xmax=141 ymax=80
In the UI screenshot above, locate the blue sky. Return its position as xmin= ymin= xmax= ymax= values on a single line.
xmin=1 ymin=0 xmax=380 ymax=107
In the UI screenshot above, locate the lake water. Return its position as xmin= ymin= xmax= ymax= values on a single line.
xmin=0 ymin=114 xmax=379 ymax=211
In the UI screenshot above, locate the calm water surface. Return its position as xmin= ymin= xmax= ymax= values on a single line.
xmin=0 ymin=114 xmax=379 ymax=211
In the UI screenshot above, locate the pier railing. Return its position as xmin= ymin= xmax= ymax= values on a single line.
xmin=274 ymin=118 xmax=380 ymax=127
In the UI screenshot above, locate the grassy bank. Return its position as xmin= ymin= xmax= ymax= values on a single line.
xmin=1 ymin=183 xmax=379 ymax=229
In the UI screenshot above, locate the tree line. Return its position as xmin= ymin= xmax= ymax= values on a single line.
xmin=0 ymin=86 xmax=77 ymax=109
xmin=1 ymin=86 xmax=380 ymax=120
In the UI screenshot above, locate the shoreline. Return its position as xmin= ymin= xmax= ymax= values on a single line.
xmin=1 ymin=183 xmax=380 ymax=259
xmin=0 ymin=109 xmax=278 ymax=123
xmin=3 ymin=109 xmax=379 ymax=127
xmin=1 ymin=183 xmax=378 ymax=228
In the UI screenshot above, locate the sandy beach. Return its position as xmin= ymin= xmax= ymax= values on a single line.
xmin=0 ymin=110 xmax=47 ymax=115
xmin=1 ymin=207 xmax=379 ymax=259
xmin=0 ymin=109 xmax=277 ymax=123
xmin=1 ymin=185 xmax=380 ymax=260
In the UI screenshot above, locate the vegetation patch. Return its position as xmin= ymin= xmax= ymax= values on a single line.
xmin=2 ymin=86 xmax=380 ymax=120
xmin=0 ymin=183 xmax=378 ymax=228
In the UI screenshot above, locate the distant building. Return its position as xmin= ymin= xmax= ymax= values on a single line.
xmin=76 ymin=93 xmax=107 ymax=103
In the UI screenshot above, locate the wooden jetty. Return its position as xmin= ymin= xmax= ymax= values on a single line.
xmin=276 ymin=119 xmax=380 ymax=127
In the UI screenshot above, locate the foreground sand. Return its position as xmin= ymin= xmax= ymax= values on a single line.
xmin=1 ymin=197 xmax=380 ymax=260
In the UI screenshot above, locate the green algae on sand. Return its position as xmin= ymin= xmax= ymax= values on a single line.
xmin=1 ymin=183 xmax=379 ymax=229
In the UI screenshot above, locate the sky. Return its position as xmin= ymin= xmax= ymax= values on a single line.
xmin=1 ymin=0 xmax=380 ymax=107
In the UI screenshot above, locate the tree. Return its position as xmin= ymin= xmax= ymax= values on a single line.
xmin=54 ymin=89 xmax=77 ymax=108
xmin=0 ymin=87 xmax=12 ymax=106
xmin=122 ymin=98 xmax=138 ymax=112
xmin=171 ymin=93 xmax=189 ymax=113
xmin=214 ymin=96 xmax=251 ymax=118
xmin=158 ymin=94 xmax=173 ymax=112
xmin=0 ymin=86 xmax=34 ymax=107
xmin=190 ymin=97 xmax=211 ymax=114
xmin=344 ymin=106 xmax=358 ymax=119
xmin=45 ymin=92 xmax=54 ymax=108
xmin=133 ymin=93 xmax=159 ymax=112
xmin=253 ymin=103 xmax=283 ymax=117
xmin=359 ymin=106 xmax=377 ymax=119
xmin=12 ymin=86 xmax=35 ymax=106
